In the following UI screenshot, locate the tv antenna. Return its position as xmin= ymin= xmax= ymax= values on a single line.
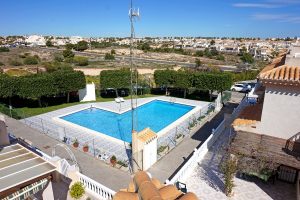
xmin=129 ymin=0 xmax=140 ymax=133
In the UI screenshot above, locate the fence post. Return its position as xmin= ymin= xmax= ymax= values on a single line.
xmin=40 ymin=118 xmax=45 ymax=133
xmin=93 ymin=139 xmax=96 ymax=157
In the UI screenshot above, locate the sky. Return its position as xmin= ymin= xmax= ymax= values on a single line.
xmin=1 ymin=0 xmax=300 ymax=38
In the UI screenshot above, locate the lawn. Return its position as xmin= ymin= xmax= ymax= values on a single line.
xmin=13 ymin=94 xmax=159 ymax=118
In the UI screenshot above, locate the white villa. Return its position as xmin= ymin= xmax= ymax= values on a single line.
xmin=231 ymin=46 xmax=300 ymax=198
xmin=25 ymin=35 xmax=46 ymax=46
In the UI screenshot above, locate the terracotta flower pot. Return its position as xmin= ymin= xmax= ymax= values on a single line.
xmin=110 ymin=160 xmax=116 ymax=167
xmin=83 ymin=146 xmax=89 ymax=152
xmin=73 ymin=142 xmax=79 ymax=148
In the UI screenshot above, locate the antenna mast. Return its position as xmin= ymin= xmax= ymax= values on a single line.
xmin=129 ymin=0 xmax=139 ymax=133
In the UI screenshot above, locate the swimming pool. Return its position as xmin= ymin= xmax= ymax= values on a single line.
xmin=60 ymin=100 xmax=194 ymax=143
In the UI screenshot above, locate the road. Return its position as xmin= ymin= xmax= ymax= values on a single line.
xmin=41 ymin=47 xmax=238 ymax=71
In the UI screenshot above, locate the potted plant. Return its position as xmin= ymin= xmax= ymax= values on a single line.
xmin=73 ymin=139 xmax=79 ymax=148
xmin=83 ymin=143 xmax=89 ymax=152
xmin=69 ymin=182 xmax=85 ymax=199
xmin=110 ymin=155 xmax=117 ymax=167
xmin=116 ymin=160 xmax=129 ymax=171
xmin=175 ymin=134 xmax=184 ymax=144
xmin=157 ymin=145 xmax=169 ymax=155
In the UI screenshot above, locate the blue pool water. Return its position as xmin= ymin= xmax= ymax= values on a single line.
xmin=61 ymin=100 xmax=194 ymax=143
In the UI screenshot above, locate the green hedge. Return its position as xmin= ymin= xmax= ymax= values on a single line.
xmin=0 ymin=71 xmax=86 ymax=106
xmin=100 ymin=68 xmax=131 ymax=89
xmin=154 ymin=69 xmax=233 ymax=93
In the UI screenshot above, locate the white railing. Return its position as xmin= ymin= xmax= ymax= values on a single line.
xmin=36 ymin=149 xmax=54 ymax=163
xmin=166 ymin=97 xmax=247 ymax=184
xmin=77 ymin=172 xmax=116 ymax=200
xmin=167 ymin=118 xmax=225 ymax=184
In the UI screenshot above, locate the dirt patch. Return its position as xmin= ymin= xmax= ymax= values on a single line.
xmin=74 ymin=66 xmax=181 ymax=76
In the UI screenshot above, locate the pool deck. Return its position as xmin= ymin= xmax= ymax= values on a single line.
xmin=4 ymin=95 xmax=245 ymax=192
xmin=21 ymin=96 xmax=209 ymax=162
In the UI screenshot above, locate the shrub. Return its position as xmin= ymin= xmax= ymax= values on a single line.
xmin=221 ymin=157 xmax=237 ymax=196
xmin=0 ymin=61 xmax=4 ymax=66
xmin=74 ymin=56 xmax=89 ymax=66
xmin=53 ymin=52 xmax=64 ymax=62
xmin=0 ymin=47 xmax=9 ymax=52
xmin=194 ymin=50 xmax=204 ymax=57
xmin=104 ymin=53 xmax=115 ymax=60
xmin=216 ymin=54 xmax=225 ymax=61
xmin=74 ymin=40 xmax=88 ymax=51
xmin=9 ymin=59 xmax=23 ymax=66
xmin=111 ymin=49 xmax=116 ymax=55
xmin=24 ymin=56 xmax=39 ymax=65
xmin=0 ymin=104 xmax=23 ymax=119
xmin=63 ymin=49 xmax=75 ymax=58
xmin=69 ymin=182 xmax=85 ymax=199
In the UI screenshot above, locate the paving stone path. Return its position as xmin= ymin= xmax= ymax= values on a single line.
xmin=184 ymin=125 xmax=296 ymax=200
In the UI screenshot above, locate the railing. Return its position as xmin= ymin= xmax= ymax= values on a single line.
xmin=167 ymin=118 xmax=225 ymax=184
xmin=166 ymin=97 xmax=247 ymax=184
xmin=36 ymin=149 xmax=54 ymax=163
xmin=157 ymin=102 xmax=216 ymax=159
xmin=78 ymin=172 xmax=116 ymax=200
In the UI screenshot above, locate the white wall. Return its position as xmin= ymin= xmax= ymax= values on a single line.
xmin=79 ymin=83 xmax=96 ymax=102
xmin=259 ymin=85 xmax=300 ymax=139
xmin=143 ymin=138 xmax=157 ymax=170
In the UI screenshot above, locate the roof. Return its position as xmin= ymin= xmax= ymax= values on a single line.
xmin=137 ymin=128 xmax=157 ymax=143
xmin=259 ymin=53 xmax=286 ymax=74
xmin=114 ymin=170 xmax=199 ymax=200
xmin=0 ymin=144 xmax=56 ymax=198
xmin=259 ymin=65 xmax=300 ymax=86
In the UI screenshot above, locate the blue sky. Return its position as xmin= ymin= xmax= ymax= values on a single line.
xmin=1 ymin=0 xmax=300 ymax=37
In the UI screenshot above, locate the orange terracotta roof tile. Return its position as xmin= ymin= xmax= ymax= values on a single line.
xmin=259 ymin=65 xmax=300 ymax=85
xmin=137 ymin=128 xmax=157 ymax=143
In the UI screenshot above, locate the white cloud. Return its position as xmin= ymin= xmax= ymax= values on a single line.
xmin=252 ymin=14 xmax=300 ymax=23
xmin=233 ymin=3 xmax=280 ymax=8
xmin=233 ymin=0 xmax=300 ymax=9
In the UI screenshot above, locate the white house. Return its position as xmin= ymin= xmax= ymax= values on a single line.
xmin=25 ymin=35 xmax=46 ymax=46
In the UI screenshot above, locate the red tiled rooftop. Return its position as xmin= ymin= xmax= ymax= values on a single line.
xmin=259 ymin=65 xmax=300 ymax=85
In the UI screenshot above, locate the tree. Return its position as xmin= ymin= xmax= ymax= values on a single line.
xmin=52 ymin=70 xmax=86 ymax=103
xmin=210 ymin=39 xmax=215 ymax=46
xmin=0 ymin=74 xmax=18 ymax=105
xmin=100 ymin=69 xmax=131 ymax=92
xmin=174 ymin=70 xmax=191 ymax=98
xmin=63 ymin=49 xmax=74 ymax=59
xmin=46 ymin=40 xmax=53 ymax=47
xmin=74 ymin=40 xmax=88 ymax=51
xmin=17 ymin=74 xmax=56 ymax=107
xmin=104 ymin=53 xmax=115 ymax=60
xmin=65 ymin=43 xmax=74 ymax=50
xmin=138 ymin=42 xmax=151 ymax=52
xmin=240 ymin=53 xmax=254 ymax=64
